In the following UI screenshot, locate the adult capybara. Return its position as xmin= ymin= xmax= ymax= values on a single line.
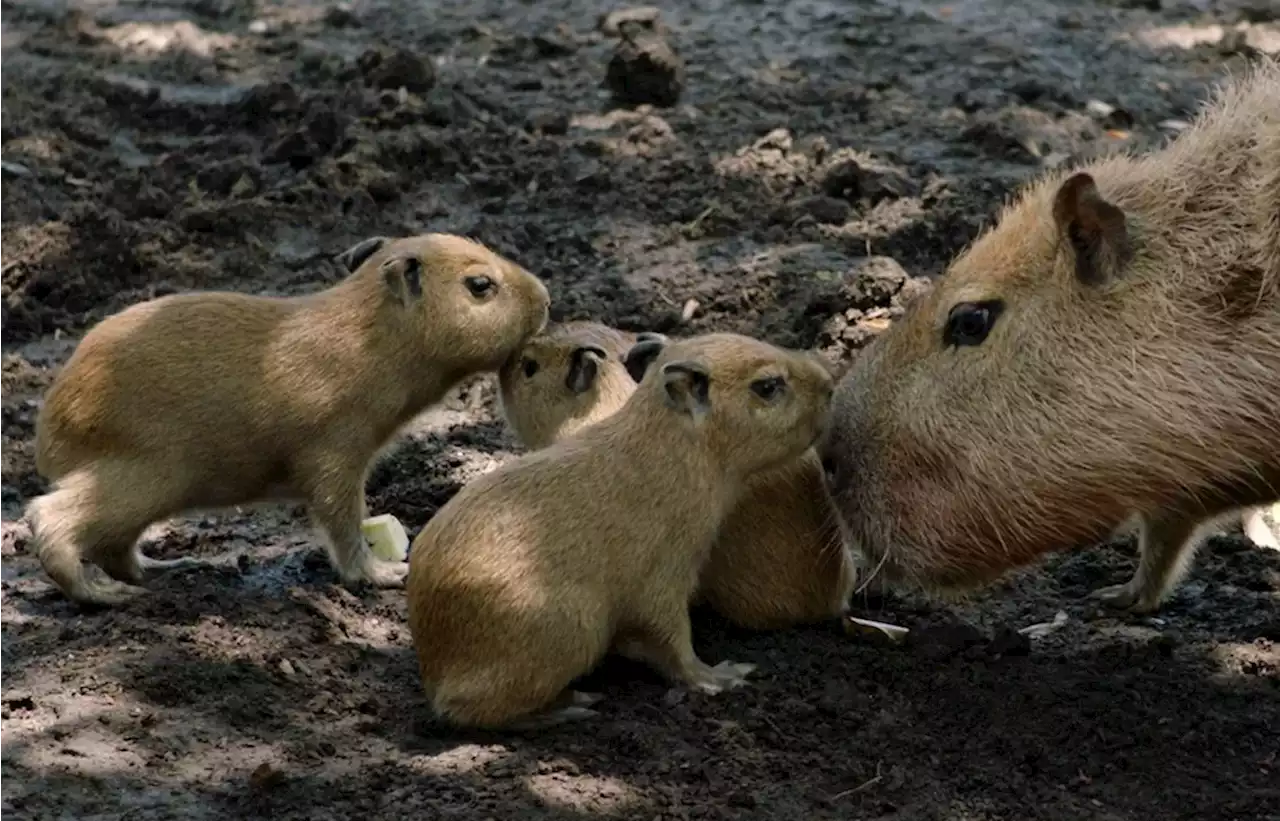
xmin=819 ymin=59 xmax=1280 ymax=613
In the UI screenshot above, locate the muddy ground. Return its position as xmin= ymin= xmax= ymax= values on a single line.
xmin=3 ymin=0 xmax=1279 ymax=818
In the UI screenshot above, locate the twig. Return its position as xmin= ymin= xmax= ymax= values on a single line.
xmin=831 ymin=761 xmax=883 ymax=801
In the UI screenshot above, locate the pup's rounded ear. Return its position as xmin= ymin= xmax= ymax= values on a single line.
xmin=337 ymin=236 xmax=391 ymax=273
xmin=624 ymin=338 xmax=666 ymax=383
xmin=566 ymin=345 xmax=607 ymax=395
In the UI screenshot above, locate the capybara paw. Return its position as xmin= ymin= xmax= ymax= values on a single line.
xmin=1091 ymin=582 xmax=1160 ymax=613
xmin=688 ymin=661 xmax=756 ymax=695
xmin=345 ymin=559 xmax=409 ymax=588
xmin=711 ymin=660 xmax=756 ymax=689
xmin=568 ymin=691 xmax=605 ymax=708
xmin=74 ymin=577 xmax=150 ymax=607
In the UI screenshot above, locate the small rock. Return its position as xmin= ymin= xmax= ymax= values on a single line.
xmin=820 ymin=154 xmax=919 ymax=205
xmin=278 ymin=659 xmax=296 ymax=677
xmin=323 ymin=3 xmax=360 ymax=27
xmin=844 ymin=256 xmax=909 ymax=309
xmin=599 ymin=6 xmax=666 ymax=37
xmin=358 ymin=46 xmax=436 ymax=94
xmin=526 ymin=110 xmax=571 ymax=136
xmin=249 ymin=761 xmax=285 ymax=791
xmin=604 ymin=27 xmax=685 ymax=108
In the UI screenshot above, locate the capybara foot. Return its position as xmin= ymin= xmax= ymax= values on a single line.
xmin=1091 ymin=582 xmax=1161 ymax=614
xmin=506 ymin=695 xmax=602 ymax=732
xmin=686 ymin=660 xmax=756 ymax=695
xmin=73 ymin=573 xmax=151 ymax=607
xmin=344 ymin=559 xmax=410 ymax=589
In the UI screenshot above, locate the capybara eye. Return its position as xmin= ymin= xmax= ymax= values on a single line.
xmin=750 ymin=376 xmax=786 ymax=400
xmin=944 ymin=300 xmax=1005 ymax=348
xmin=464 ymin=275 xmax=495 ymax=297
xmin=522 ymin=358 xmax=540 ymax=378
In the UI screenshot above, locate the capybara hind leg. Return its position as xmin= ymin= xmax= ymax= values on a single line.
xmin=26 ymin=476 xmax=151 ymax=606
xmin=1092 ymin=511 xmax=1202 ymax=613
xmin=299 ymin=452 xmax=408 ymax=588
xmin=627 ymin=603 xmax=756 ymax=695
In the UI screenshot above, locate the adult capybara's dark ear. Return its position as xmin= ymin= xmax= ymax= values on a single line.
xmin=1051 ymin=173 xmax=1132 ymax=286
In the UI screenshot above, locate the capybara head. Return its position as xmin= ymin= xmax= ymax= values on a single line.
xmin=820 ymin=145 xmax=1280 ymax=594
xmin=626 ymin=333 xmax=835 ymax=476
xmin=497 ymin=322 xmax=665 ymax=449
xmin=338 ymin=234 xmax=551 ymax=371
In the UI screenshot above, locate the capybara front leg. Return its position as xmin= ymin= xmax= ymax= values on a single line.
xmin=1092 ymin=510 xmax=1202 ymax=613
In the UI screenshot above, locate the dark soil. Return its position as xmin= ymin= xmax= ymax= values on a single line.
xmin=3 ymin=1 xmax=1278 ymax=819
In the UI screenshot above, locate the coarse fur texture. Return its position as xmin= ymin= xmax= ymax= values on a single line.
xmin=26 ymin=233 xmax=550 ymax=606
xmin=498 ymin=323 xmax=857 ymax=631
xmin=406 ymin=332 xmax=835 ymax=729
xmin=820 ymin=58 xmax=1280 ymax=613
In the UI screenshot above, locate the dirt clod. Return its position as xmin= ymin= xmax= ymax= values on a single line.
xmin=604 ymin=26 xmax=685 ymax=108
xmin=358 ymin=46 xmax=436 ymax=93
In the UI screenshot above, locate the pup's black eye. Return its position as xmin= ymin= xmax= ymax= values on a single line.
xmin=750 ymin=376 xmax=787 ymax=400
xmin=943 ymin=300 xmax=1004 ymax=348
xmin=465 ymin=275 xmax=495 ymax=297
xmin=522 ymin=358 xmax=539 ymax=378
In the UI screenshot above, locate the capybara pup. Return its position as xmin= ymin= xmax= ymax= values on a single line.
xmin=27 ymin=233 xmax=550 ymax=606
xmin=407 ymin=332 xmax=835 ymax=729
xmin=819 ymin=59 xmax=1280 ymax=613
xmin=496 ymin=321 xmax=664 ymax=449
xmin=497 ymin=323 xmax=856 ymax=631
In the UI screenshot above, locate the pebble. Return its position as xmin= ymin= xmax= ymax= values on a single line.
xmin=604 ymin=26 xmax=685 ymax=108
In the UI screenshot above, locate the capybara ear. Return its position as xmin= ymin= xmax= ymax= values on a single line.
xmin=660 ymin=361 xmax=711 ymax=418
xmin=566 ymin=346 xmax=606 ymax=395
xmin=337 ymin=236 xmax=389 ymax=273
xmin=380 ymin=256 xmax=424 ymax=306
xmin=624 ymin=338 xmax=666 ymax=383
xmin=635 ymin=331 xmax=670 ymax=345
xmin=1051 ymin=172 xmax=1132 ymax=286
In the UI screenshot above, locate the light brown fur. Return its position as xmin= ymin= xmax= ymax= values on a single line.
xmin=820 ymin=59 xmax=1280 ymax=613
xmin=407 ymin=332 xmax=834 ymax=729
xmin=498 ymin=323 xmax=857 ymax=631
xmin=27 ymin=233 xmax=550 ymax=606
xmin=497 ymin=321 xmax=648 ymax=449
